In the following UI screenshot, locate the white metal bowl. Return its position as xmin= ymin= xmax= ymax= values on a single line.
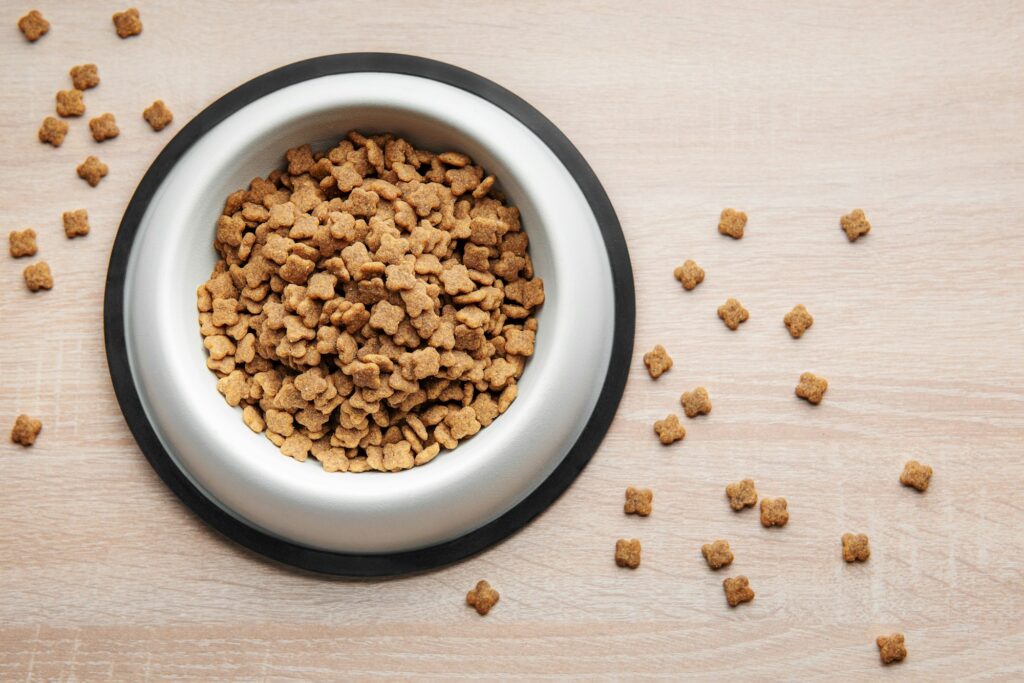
xmin=105 ymin=54 xmax=633 ymax=575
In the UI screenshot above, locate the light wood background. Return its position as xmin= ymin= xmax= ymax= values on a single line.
xmin=2 ymin=1 xmax=1022 ymax=680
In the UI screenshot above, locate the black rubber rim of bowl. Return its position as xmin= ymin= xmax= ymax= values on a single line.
xmin=103 ymin=52 xmax=635 ymax=577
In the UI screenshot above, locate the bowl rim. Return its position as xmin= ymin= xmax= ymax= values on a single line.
xmin=103 ymin=52 xmax=634 ymax=577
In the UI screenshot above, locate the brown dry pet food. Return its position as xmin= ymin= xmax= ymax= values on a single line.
xmin=89 ymin=113 xmax=119 ymax=142
xmin=900 ymin=460 xmax=932 ymax=492
xmin=143 ymin=100 xmax=173 ymax=131
xmin=465 ymin=580 xmax=499 ymax=616
xmin=38 ymin=117 xmax=69 ymax=147
xmin=718 ymin=208 xmax=747 ymax=239
xmin=795 ymin=372 xmax=828 ymax=404
xmin=642 ymin=344 xmax=672 ymax=379
xmin=681 ymin=386 xmax=712 ymax=418
xmin=876 ymin=633 xmax=907 ymax=665
xmin=77 ymin=156 xmax=108 ymax=186
xmin=842 ymin=533 xmax=870 ymax=562
xmin=63 ymin=209 xmax=89 ymax=238
xmin=717 ymin=298 xmax=749 ymax=330
xmin=18 ymin=10 xmax=49 ymax=42
xmin=56 ymin=89 xmax=85 ymax=118
xmin=723 ymin=575 xmax=755 ymax=606
xmin=674 ymin=259 xmax=704 ymax=290
xmin=198 ymin=132 xmax=542 ymax=471
xmin=112 ymin=8 xmax=142 ymax=38
xmin=760 ymin=497 xmax=789 ymax=527
xmin=23 ymin=261 xmax=53 ymax=291
xmin=653 ymin=414 xmax=685 ymax=445
xmin=624 ymin=486 xmax=652 ymax=516
xmin=10 ymin=414 xmax=43 ymax=446
xmin=725 ymin=478 xmax=757 ymax=511
xmin=784 ymin=304 xmax=813 ymax=338
xmin=9 ymin=229 xmax=37 ymax=258
xmin=841 ymin=208 xmax=871 ymax=242
xmin=615 ymin=539 xmax=641 ymax=568
xmin=70 ymin=64 xmax=100 ymax=90
xmin=701 ymin=540 xmax=734 ymax=569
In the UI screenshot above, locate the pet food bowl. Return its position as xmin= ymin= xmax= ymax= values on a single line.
xmin=104 ymin=53 xmax=634 ymax=576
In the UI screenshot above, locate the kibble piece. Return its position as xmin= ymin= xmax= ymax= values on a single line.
xmin=653 ymin=414 xmax=685 ymax=445
xmin=615 ymin=539 xmax=642 ymax=568
xmin=77 ymin=156 xmax=108 ymax=186
xmin=795 ymin=372 xmax=828 ymax=405
xmin=465 ymin=580 xmax=499 ymax=616
xmin=725 ymin=478 xmax=758 ymax=511
xmin=23 ymin=261 xmax=53 ymax=291
xmin=38 ymin=117 xmax=69 ymax=147
xmin=673 ymin=259 xmax=705 ymax=290
xmin=717 ymin=298 xmax=749 ymax=330
xmin=56 ymin=90 xmax=85 ymax=118
xmin=18 ymin=10 xmax=49 ymax=42
xmin=624 ymin=486 xmax=653 ymax=516
xmin=841 ymin=533 xmax=870 ymax=562
xmin=722 ymin=576 xmax=755 ymax=606
xmin=62 ymin=209 xmax=90 ymax=238
xmin=9 ymin=229 xmax=37 ymax=258
xmin=718 ymin=208 xmax=747 ymax=239
xmin=89 ymin=113 xmax=119 ymax=142
xmin=701 ymin=540 xmax=734 ymax=569
xmin=642 ymin=344 xmax=672 ymax=379
xmin=841 ymin=208 xmax=871 ymax=242
xmin=143 ymin=100 xmax=173 ymax=131
xmin=900 ymin=460 xmax=933 ymax=492
xmin=760 ymin=497 xmax=789 ymax=527
xmin=70 ymin=64 xmax=100 ymax=90
xmin=680 ymin=387 xmax=712 ymax=418
xmin=11 ymin=414 xmax=43 ymax=446
xmin=784 ymin=304 xmax=814 ymax=338
xmin=112 ymin=8 xmax=142 ymax=38
xmin=876 ymin=633 xmax=907 ymax=665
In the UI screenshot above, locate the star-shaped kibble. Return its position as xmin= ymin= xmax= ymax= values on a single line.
xmin=900 ymin=460 xmax=932 ymax=492
xmin=615 ymin=539 xmax=642 ymax=569
xmin=673 ymin=259 xmax=705 ymax=290
xmin=717 ymin=298 xmax=749 ymax=330
xmin=725 ymin=478 xmax=758 ymax=511
xmin=718 ymin=208 xmax=747 ymax=239
xmin=680 ymin=387 xmax=712 ymax=418
xmin=466 ymin=580 xmax=500 ymax=616
xmin=876 ymin=633 xmax=907 ymax=664
xmin=624 ymin=486 xmax=653 ymax=516
xmin=760 ymin=497 xmax=789 ymax=527
xmin=701 ymin=540 xmax=734 ymax=569
xmin=841 ymin=208 xmax=871 ymax=242
xmin=842 ymin=533 xmax=870 ymax=562
xmin=653 ymin=414 xmax=685 ymax=445
xmin=795 ymin=372 xmax=828 ymax=404
xmin=643 ymin=344 xmax=673 ymax=379
xmin=784 ymin=304 xmax=814 ymax=338
xmin=722 ymin=575 xmax=755 ymax=606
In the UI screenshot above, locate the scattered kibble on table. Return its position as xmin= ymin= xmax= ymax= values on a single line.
xmin=653 ymin=414 xmax=685 ymax=445
xmin=17 ymin=10 xmax=49 ymax=42
xmin=795 ymin=372 xmax=828 ymax=405
xmin=38 ymin=117 xmax=69 ymax=147
xmin=615 ymin=539 xmax=642 ymax=569
xmin=77 ymin=156 xmax=108 ymax=186
xmin=70 ymin=64 xmax=100 ymax=90
xmin=465 ymin=580 xmax=499 ymax=616
xmin=63 ymin=209 xmax=90 ymax=239
xmin=876 ymin=633 xmax=907 ymax=664
xmin=643 ymin=344 xmax=673 ymax=379
xmin=842 ymin=533 xmax=871 ymax=562
xmin=841 ymin=208 xmax=872 ymax=242
xmin=623 ymin=486 xmax=653 ymax=516
xmin=56 ymin=89 xmax=85 ymax=117
xmin=701 ymin=540 xmax=734 ymax=569
xmin=760 ymin=497 xmax=789 ymax=527
xmin=112 ymin=8 xmax=143 ymax=38
xmin=673 ymin=259 xmax=704 ymax=290
xmin=900 ymin=460 xmax=933 ymax=492
xmin=8 ymin=229 xmax=38 ymax=258
xmin=723 ymin=576 xmax=755 ymax=606
xmin=783 ymin=304 xmax=814 ymax=338
xmin=726 ymin=478 xmax=758 ymax=511
xmin=717 ymin=297 xmax=749 ymax=330
xmin=10 ymin=414 xmax=42 ymax=446
xmin=89 ymin=113 xmax=120 ymax=142
xmin=23 ymin=261 xmax=53 ymax=292
xmin=680 ymin=387 xmax=712 ymax=417
xmin=718 ymin=208 xmax=747 ymax=239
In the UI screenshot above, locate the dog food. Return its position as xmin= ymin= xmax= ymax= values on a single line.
xmin=38 ymin=117 xmax=69 ymax=147
xmin=23 ymin=261 xmax=53 ymax=291
xmin=760 ymin=497 xmax=788 ymax=527
xmin=795 ymin=372 xmax=828 ymax=404
xmin=198 ymin=132 xmax=543 ymax=471
xmin=718 ymin=208 xmax=746 ymax=239
xmin=876 ymin=633 xmax=907 ymax=664
xmin=624 ymin=486 xmax=653 ymax=516
xmin=143 ymin=100 xmax=173 ymax=131
xmin=653 ymin=414 xmax=685 ymax=444
xmin=466 ymin=580 xmax=499 ymax=615
xmin=841 ymin=209 xmax=871 ymax=242
xmin=725 ymin=478 xmax=757 ymax=511
xmin=56 ymin=90 xmax=85 ymax=118
xmin=70 ymin=64 xmax=100 ymax=90
xmin=673 ymin=259 xmax=704 ymax=290
xmin=17 ymin=10 xmax=49 ymax=42
xmin=112 ymin=8 xmax=142 ymax=38
xmin=9 ymin=229 xmax=37 ymax=258
xmin=615 ymin=539 xmax=641 ymax=568
xmin=680 ymin=387 xmax=712 ymax=417
xmin=717 ymin=298 xmax=749 ymax=330
xmin=722 ymin=575 xmax=755 ymax=606
xmin=701 ymin=540 xmax=733 ymax=569
xmin=63 ymin=209 xmax=89 ymax=238
xmin=900 ymin=460 xmax=932 ymax=492
xmin=89 ymin=113 xmax=119 ymax=142
xmin=77 ymin=156 xmax=108 ymax=186
xmin=842 ymin=533 xmax=870 ymax=562
xmin=10 ymin=414 xmax=42 ymax=446
xmin=643 ymin=344 xmax=672 ymax=379
xmin=784 ymin=304 xmax=813 ymax=338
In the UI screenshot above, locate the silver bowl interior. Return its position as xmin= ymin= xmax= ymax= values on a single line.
xmin=123 ymin=72 xmax=615 ymax=554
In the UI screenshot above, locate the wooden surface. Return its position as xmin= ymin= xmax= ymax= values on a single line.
xmin=2 ymin=1 xmax=1023 ymax=679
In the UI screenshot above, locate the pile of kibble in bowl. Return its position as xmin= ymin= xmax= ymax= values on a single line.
xmin=197 ymin=131 xmax=543 ymax=473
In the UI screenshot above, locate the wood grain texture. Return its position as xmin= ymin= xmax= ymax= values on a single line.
xmin=1 ymin=1 xmax=1023 ymax=679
